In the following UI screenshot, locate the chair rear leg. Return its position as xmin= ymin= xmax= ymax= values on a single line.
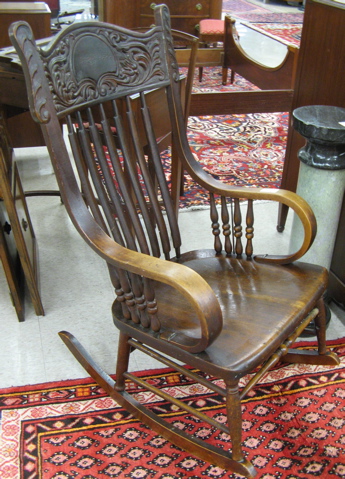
xmin=222 ymin=66 xmax=228 ymax=85
xmin=314 ymin=297 xmax=328 ymax=355
xmin=281 ymin=297 xmax=340 ymax=366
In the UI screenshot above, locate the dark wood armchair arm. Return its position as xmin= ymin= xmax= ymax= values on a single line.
xmin=44 ymin=122 xmax=223 ymax=354
xmin=74 ymin=197 xmax=223 ymax=353
xmin=175 ymin=136 xmax=317 ymax=265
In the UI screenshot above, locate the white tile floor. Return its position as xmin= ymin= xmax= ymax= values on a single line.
xmin=1 ymin=0 xmax=344 ymax=389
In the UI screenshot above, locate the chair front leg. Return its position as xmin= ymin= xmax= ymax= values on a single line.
xmin=115 ymin=332 xmax=132 ymax=391
xmin=226 ymin=381 xmax=245 ymax=463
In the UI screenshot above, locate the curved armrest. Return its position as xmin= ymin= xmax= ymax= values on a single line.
xmin=78 ymin=205 xmax=223 ymax=353
xmin=176 ymin=141 xmax=316 ymax=265
xmin=54 ymin=143 xmax=223 ymax=353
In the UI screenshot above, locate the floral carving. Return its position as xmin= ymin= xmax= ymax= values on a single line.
xmin=41 ymin=26 xmax=167 ymax=112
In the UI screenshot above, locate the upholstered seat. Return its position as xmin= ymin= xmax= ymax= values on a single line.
xmin=198 ymin=18 xmax=235 ymax=84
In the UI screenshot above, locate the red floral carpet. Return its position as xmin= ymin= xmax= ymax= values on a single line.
xmin=169 ymin=68 xmax=286 ymax=208
xmin=181 ymin=112 xmax=287 ymax=207
xmin=222 ymin=0 xmax=304 ymax=23
xmin=236 ymin=12 xmax=304 ymax=23
xmin=245 ymin=22 xmax=302 ymax=47
xmin=222 ymin=0 xmax=270 ymax=15
xmin=0 ymin=339 xmax=344 ymax=479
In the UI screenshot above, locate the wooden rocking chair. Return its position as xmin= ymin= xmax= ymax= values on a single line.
xmin=10 ymin=6 xmax=339 ymax=477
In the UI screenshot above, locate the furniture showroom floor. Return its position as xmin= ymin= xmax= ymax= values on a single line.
xmin=1 ymin=0 xmax=344 ymax=388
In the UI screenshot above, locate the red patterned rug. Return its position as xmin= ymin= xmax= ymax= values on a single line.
xmin=1 ymin=339 xmax=344 ymax=478
xmin=180 ymin=111 xmax=287 ymax=208
xmin=244 ymin=22 xmax=302 ymax=47
xmin=236 ymin=12 xmax=304 ymax=23
xmin=222 ymin=0 xmax=304 ymax=23
xmin=222 ymin=0 xmax=270 ymax=15
xmin=166 ymin=69 xmax=286 ymax=208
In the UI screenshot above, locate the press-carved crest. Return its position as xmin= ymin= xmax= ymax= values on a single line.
xmin=41 ymin=26 xmax=168 ymax=112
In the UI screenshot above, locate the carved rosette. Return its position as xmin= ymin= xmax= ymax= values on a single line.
xmin=41 ymin=26 xmax=167 ymax=112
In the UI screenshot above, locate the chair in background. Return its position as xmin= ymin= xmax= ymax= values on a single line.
xmin=10 ymin=6 xmax=339 ymax=477
xmin=198 ymin=17 xmax=236 ymax=85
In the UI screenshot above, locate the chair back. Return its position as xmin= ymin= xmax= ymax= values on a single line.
xmin=9 ymin=5 xmax=218 ymax=344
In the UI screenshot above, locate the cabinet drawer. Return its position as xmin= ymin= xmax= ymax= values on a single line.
xmin=141 ymin=0 xmax=211 ymax=17
xmin=140 ymin=15 xmax=203 ymax=34
xmin=140 ymin=0 xmax=215 ymax=34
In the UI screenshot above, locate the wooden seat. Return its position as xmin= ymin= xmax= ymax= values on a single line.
xmin=10 ymin=6 xmax=340 ymax=477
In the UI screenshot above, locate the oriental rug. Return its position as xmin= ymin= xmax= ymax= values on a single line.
xmin=222 ymin=0 xmax=304 ymax=23
xmin=244 ymin=22 xmax=302 ymax=47
xmin=0 ymin=339 xmax=344 ymax=479
xmin=235 ymin=12 xmax=304 ymax=23
xmin=179 ymin=111 xmax=287 ymax=208
xmin=223 ymin=0 xmax=271 ymax=15
xmin=166 ymin=69 xmax=286 ymax=208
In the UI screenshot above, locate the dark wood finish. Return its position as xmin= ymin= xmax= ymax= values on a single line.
xmin=328 ymin=194 xmax=345 ymax=307
xmin=190 ymin=89 xmax=294 ymax=116
xmin=278 ymin=0 xmax=345 ymax=230
xmin=0 ymin=108 xmax=44 ymax=319
xmin=10 ymin=9 xmax=339 ymax=476
xmin=0 ymin=2 xmax=51 ymax=48
xmin=99 ymin=0 xmax=222 ymax=35
xmin=0 ymin=111 xmax=25 ymax=321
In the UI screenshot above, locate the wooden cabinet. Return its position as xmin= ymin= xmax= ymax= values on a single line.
xmin=0 ymin=2 xmax=51 ymax=48
xmin=280 ymin=0 xmax=345 ymax=212
xmin=98 ymin=0 xmax=222 ymax=35
xmin=277 ymin=0 xmax=345 ymax=305
xmin=0 ymin=109 xmax=44 ymax=320
xmin=1 ymin=0 xmax=59 ymax=16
